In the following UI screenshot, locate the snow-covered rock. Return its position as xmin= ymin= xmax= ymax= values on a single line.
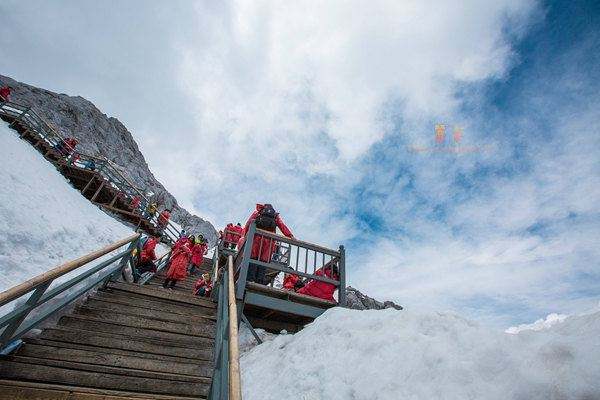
xmin=0 ymin=74 xmax=216 ymax=244
xmin=241 ymin=307 xmax=600 ymax=400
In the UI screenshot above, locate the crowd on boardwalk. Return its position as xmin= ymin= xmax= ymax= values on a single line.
xmin=132 ymin=203 xmax=339 ymax=303
xmin=219 ymin=203 xmax=340 ymax=302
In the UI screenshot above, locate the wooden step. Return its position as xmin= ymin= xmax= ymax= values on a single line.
xmin=72 ymin=305 xmax=216 ymax=338
xmin=56 ymin=315 xmax=214 ymax=347
xmin=0 ymin=360 xmax=208 ymax=397
xmin=83 ymin=297 xmax=216 ymax=323
xmin=24 ymin=337 xmax=212 ymax=364
xmin=15 ymin=343 xmax=212 ymax=377
xmin=39 ymin=328 xmax=213 ymax=359
xmin=89 ymin=290 xmax=216 ymax=316
xmin=0 ymin=379 xmax=199 ymax=400
xmin=6 ymin=355 xmax=207 ymax=384
xmin=105 ymin=282 xmax=216 ymax=309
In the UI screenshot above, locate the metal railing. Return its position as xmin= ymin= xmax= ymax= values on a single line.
xmin=0 ymin=233 xmax=141 ymax=352
xmin=0 ymin=100 xmax=183 ymax=243
xmin=234 ymin=222 xmax=346 ymax=306
xmin=209 ymin=249 xmax=243 ymax=400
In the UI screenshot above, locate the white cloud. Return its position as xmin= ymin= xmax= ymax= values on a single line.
xmin=165 ymin=0 xmax=537 ymax=233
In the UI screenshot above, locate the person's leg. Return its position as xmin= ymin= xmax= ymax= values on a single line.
xmin=162 ymin=279 xmax=170 ymax=288
xmin=168 ymin=279 xmax=177 ymax=289
xmin=197 ymin=287 xmax=206 ymax=297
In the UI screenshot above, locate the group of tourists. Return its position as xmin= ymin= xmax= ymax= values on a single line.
xmin=162 ymin=233 xmax=210 ymax=293
xmin=219 ymin=222 xmax=244 ymax=249
xmin=227 ymin=203 xmax=340 ymax=302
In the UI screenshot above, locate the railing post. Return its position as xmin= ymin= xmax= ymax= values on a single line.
xmin=0 ymin=281 xmax=51 ymax=348
xmin=235 ymin=223 xmax=255 ymax=301
xmin=338 ymin=245 xmax=346 ymax=307
xmin=9 ymin=106 xmax=30 ymax=129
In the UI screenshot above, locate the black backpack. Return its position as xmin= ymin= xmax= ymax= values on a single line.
xmin=255 ymin=204 xmax=277 ymax=230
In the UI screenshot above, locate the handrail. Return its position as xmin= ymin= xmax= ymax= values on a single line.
xmin=0 ymin=233 xmax=140 ymax=306
xmin=0 ymin=232 xmax=141 ymax=351
xmin=227 ymin=255 xmax=242 ymax=400
xmin=209 ymin=254 xmax=243 ymax=400
xmin=234 ymin=222 xmax=347 ymax=306
xmin=255 ymin=228 xmax=340 ymax=257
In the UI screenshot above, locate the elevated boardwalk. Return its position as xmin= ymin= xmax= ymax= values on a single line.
xmin=0 ymin=100 xmax=180 ymax=242
xmin=0 ymin=235 xmax=217 ymax=399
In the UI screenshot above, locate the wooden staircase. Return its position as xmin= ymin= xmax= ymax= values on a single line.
xmin=0 ymin=277 xmax=216 ymax=399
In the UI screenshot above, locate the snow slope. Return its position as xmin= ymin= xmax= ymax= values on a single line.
xmin=0 ymin=121 xmax=132 ymax=292
xmin=241 ymin=307 xmax=600 ymax=400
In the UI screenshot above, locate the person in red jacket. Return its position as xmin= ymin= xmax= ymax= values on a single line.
xmin=163 ymin=242 xmax=191 ymax=289
xmin=223 ymin=223 xmax=236 ymax=249
xmin=193 ymin=273 xmax=213 ymax=297
xmin=158 ymin=209 xmax=171 ymax=227
xmin=282 ymin=273 xmax=300 ymax=291
xmin=297 ymin=264 xmax=339 ymax=302
xmin=238 ymin=203 xmax=294 ymax=284
xmin=130 ymin=196 xmax=141 ymax=211
xmin=137 ymin=237 xmax=159 ymax=274
xmin=0 ymin=86 xmax=11 ymax=102
xmin=190 ymin=238 xmax=207 ymax=275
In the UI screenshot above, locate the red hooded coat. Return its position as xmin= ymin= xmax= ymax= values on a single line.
xmin=130 ymin=196 xmax=141 ymax=210
xmin=238 ymin=204 xmax=294 ymax=263
xmin=0 ymin=87 xmax=11 ymax=101
xmin=158 ymin=210 xmax=171 ymax=227
xmin=297 ymin=267 xmax=338 ymax=302
xmin=166 ymin=244 xmax=191 ymax=280
xmin=193 ymin=278 xmax=213 ymax=296
xmin=140 ymin=237 xmax=158 ymax=263
xmin=191 ymin=243 xmax=207 ymax=266
xmin=282 ymin=273 xmax=299 ymax=291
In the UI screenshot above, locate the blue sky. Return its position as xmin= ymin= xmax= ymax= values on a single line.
xmin=1 ymin=0 xmax=598 ymax=327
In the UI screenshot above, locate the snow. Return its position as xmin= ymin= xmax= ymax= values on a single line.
xmin=241 ymin=307 xmax=600 ymax=400
xmin=0 ymin=121 xmax=132 ymax=293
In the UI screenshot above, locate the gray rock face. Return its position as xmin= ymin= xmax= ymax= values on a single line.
xmin=345 ymin=286 xmax=403 ymax=310
xmin=1 ymin=74 xmax=217 ymax=244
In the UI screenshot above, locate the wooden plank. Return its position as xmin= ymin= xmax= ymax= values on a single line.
xmin=24 ymin=337 xmax=212 ymax=364
xmin=56 ymin=315 xmax=214 ymax=347
xmin=94 ymin=290 xmax=215 ymax=315
xmin=8 ymin=355 xmax=208 ymax=384
xmin=39 ymin=328 xmax=213 ymax=359
xmin=244 ymin=291 xmax=326 ymax=319
xmin=16 ymin=343 xmax=212 ymax=377
xmin=72 ymin=306 xmax=216 ymax=338
xmin=89 ymin=292 xmax=216 ymax=319
xmin=83 ymin=297 xmax=216 ymax=324
xmin=245 ymin=281 xmax=336 ymax=308
xmin=107 ymin=282 xmax=216 ymax=309
xmin=0 ymin=360 xmax=209 ymax=397
xmin=0 ymin=379 xmax=203 ymax=399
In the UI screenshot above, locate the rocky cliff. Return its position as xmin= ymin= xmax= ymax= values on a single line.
xmin=346 ymin=286 xmax=403 ymax=310
xmin=1 ymin=74 xmax=217 ymax=243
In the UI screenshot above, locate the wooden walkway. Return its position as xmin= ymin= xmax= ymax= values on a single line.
xmin=0 ymin=113 xmax=165 ymax=240
xmin=0 ymin=277 xmax=216 ymax=399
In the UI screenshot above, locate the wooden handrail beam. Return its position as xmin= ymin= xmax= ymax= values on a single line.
xmin=0 ymin=233 xmax=140 ymax=306
xmin=227 ymin=255 xmax=242 ymax=400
